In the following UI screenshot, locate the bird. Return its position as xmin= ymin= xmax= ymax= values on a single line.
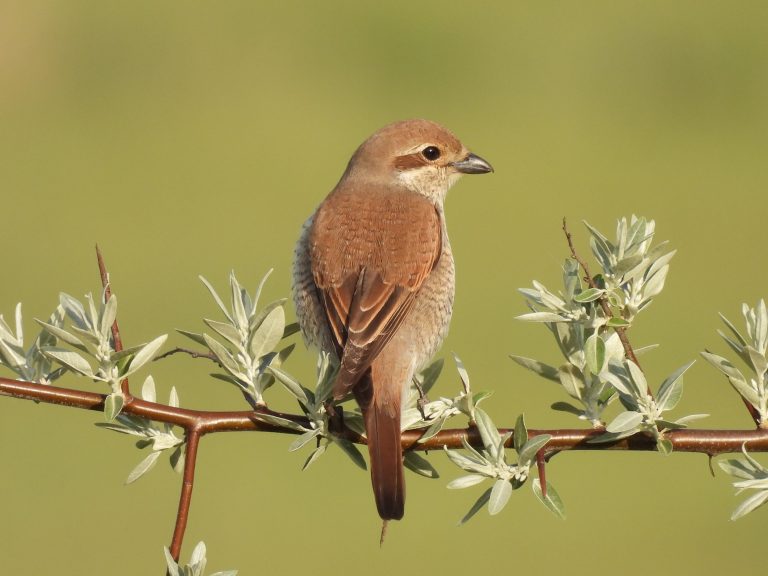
xmin=292 ymin=119 xmax=493 ymax=522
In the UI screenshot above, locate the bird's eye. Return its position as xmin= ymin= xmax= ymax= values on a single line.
xmin=421 ymin=146 xmax=441 ymax=161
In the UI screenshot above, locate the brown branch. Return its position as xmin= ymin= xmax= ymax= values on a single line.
xmin=155 ymin=347 xmax=218 ymax=364
xmin=3 ymin=376 xmax=768 ymax=455
xmin=562 ymin=218 xmax=642 ymax=369
xmin=169 ymin=427 xmax=201 ymax=561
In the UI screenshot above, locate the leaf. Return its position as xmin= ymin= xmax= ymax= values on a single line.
xmin=513 ymin=414 xmax=527 ymax=453
xmin=0 ymin=339 xmax=26 ymax=368
xmin=332 ymin=437 xmax=367 ymax=470
xmin=59 ymin=292 xmax=89 ymax=330
xmin=417 ymin=358 xmax=444 ymax=395
xmin=176 ymin=329 xmax=207 ymax=347
xmin=125 ymin=334 xmax=168 ymax=376
xmin=550 ymin=402 xmax=583 ymax=417
xmin=444 ymin=445 xmax=492 ymax=476
xmin=189 ymin=541 xmax=207 ymax=567
xmin=104 ymin=393 xmax=125 ymax=421
xmin=99 ymin=294 xmax=118 ymax=342
xmin=516 ymin=312 xmax=568 ymax=323
xmin=458 ymin=487 xmax=492 ymax=525
xmin=746 ymin=345 xmax=768 ymax=379
xmin=606 ymin=317 xmax=631 ymax=328
xmin=584 ymin=333 xmax=606 ymax=375
xmin=532 ymin=478 xmax=566 ymax=519
xmin=403 ymin=452 xmax=439 ymax=478
xmin=416 ymin=416 xmax=447 ymax=443
xmin=230 ymin=271 xmax=249 ymax=332
xmin=269 ymin=366 xmax=310 ymax=407
xmin=454 ymin=353 xmax=470 ymax=392
xmin=164 ymin=547 xmax=180 ymax=576
xmin=731 ymin=490 xmax=768 ymax=520
xmin=473 ymin=408 xmax=501 ymax=456
xmin=673 ymin=413 xmax=708 ymax=426
xmin=251 ymin=411 xmax=308 ymax=432
xmin=204 ymin=319 xmax=243 ymax=349
xmin=657 ymin=361 xmax=695 ymax=412
xmin=249 ymin=304 xmax=285 ymax=361
xmin=289 ymin=429 xmax=321 ymax=452
xmin=657 ymin=437 xmax=673 ymax=455
xmin=558 ymin=364 xmax=585 ymax=401
xmin=34 ymin=320 xmax=88 ymax=352
xmin=572 ymin=288 xmax=605 ymax=303
xmin=282 ymin=322 xmax=301 ymax=339
xmin=719 ymin=312 xmax=748 ymax=347
xmin=701 ymin=351 xmax=759 ymax=406
xmin=125 ymin=450 xmax=162 ymax=484
xmin=447 ymin=474 xmax=487 ymax=489
xmin=41 ymin=347 xmax=94 ymax=378
xmin=719 ymin=459 xmax=757 ymax=480
xmin=625 ymin=360 xmax=648 ymax=398
xmin=203 ymin=334 xmax=248 ymax=383
xmin=141 ymin=375 xmax=156 ymax=402
xmin=170 ymin=445 xmax=185 ymax=473
xmin=249 ymin=268 xmax=274 ymax=322
xmin=588 ymin=428 xmax=641 ymax=443
xmin=509 ymin=355 xmax=559 ymax=382
xmin=606 ymin=410 xmax=644 ymax=433
xmin=199 ymin=276 xmax=234 ymax=324
xmin=302 ymin=444 xmax=327 ymax=471
xmin=518 ymin=434 xmax=551 ymax=465
xmin=488 ymin=479 xmax=513 ymax=515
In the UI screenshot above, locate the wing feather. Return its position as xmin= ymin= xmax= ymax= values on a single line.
xmin=309 ymin=184 xmax=442 ymax=398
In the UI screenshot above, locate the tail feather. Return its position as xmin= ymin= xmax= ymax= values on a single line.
xmin=355 ymin=372 xmax=405 ymax=521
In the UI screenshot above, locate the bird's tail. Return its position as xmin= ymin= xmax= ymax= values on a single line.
xmin=355 ymin=372 xmax=404 ymax=521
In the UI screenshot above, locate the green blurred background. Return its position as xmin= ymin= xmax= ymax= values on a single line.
xmin=2 ymin=1 xmax=768 ymax=574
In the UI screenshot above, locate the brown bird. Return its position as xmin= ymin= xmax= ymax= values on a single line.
xmin=292 ymin=119 xmax=492 ymax=521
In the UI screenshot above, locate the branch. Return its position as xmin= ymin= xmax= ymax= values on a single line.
xmin=3 ymin=376 xmax=768 ymax=455
xmin=562 ymin=218 xmax=642 ymax=370
xmin=155 ymin=347 xmax=218 ymax=364
xmin=170 ymin=427 xmax=201 ymax=561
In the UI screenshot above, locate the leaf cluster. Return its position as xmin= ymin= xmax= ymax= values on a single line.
xmin=178 ymin=271 xmax=297 ymax=408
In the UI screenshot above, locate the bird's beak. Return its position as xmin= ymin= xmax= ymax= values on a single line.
xmin=451 ymin=152 xmax=494 ymax=174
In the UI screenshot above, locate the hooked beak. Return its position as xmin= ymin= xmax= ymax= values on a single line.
xmin=451 ymin=152 xmax=494 ymax=175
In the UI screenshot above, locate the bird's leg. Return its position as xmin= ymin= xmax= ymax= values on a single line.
xmin=412 ymin=377 xmax=430 ymax=421
xmin=324 ymin=400 xmax=344 ymax=434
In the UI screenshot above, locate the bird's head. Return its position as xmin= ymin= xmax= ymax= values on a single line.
xmin=342 ymin=119 xmax=493 ymax=202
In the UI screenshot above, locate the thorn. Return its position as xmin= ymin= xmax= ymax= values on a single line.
xmin=707 ymin=453 xmax=715 ymax=477
xmin=536 ymin=449 xmax=547 ymax=499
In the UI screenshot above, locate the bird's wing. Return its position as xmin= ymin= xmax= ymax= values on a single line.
xmin=309 ymin=186 xmax=442 ymax=399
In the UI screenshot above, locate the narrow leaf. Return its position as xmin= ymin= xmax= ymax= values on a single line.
xmin=509 ymin=355 xmax=559 ymax=382
xmin=606 ymin=411 xmax=644 ymax=433
xmin=42 ymin=347 xmax=94 ymax=377
xmin=488 ymin=479 xmax=513 ymax=515
xmin=458 ymin=487 xmax=492 ymax=525
xmin=125 ymin=450 xmax=162 ymax=484
xmin=199 ymin=276 xmax=234 ymax=323
xmin=125 ymin=334 xmax=168 ymax=376
xmin=584 ymin=333 xmax=606 ymax=375
xmin=532 ymin=479 xmax=566 ymax=519
xmin=572 ymin=288 xmax=605 ymax=303
xmin=516 ymin=312 xmax=568 ymax=323
xmin=250 ymin=305 xmax=285 ymax=360
xmin=403 ymin=452 xmax=439 ymax=478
